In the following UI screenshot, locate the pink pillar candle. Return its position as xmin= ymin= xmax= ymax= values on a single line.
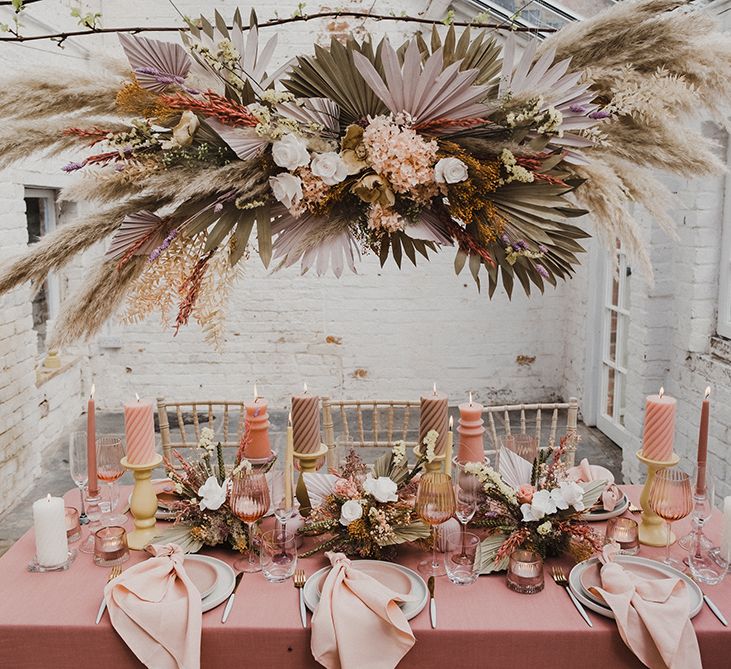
xmin=87 ymin=386 xmax=99 ymax=497
xmin=641 ymin=389 xmax=676 ymax=462
xmin=696 ymin=387 xmax=711 ymax=495
xmin=291 ymin=388 xmax=321 ymax=454
xmin=244 ymin=397 xmax=272 ymax=460
xmin=457 ymin=396 xmax=486 ymax=464
xmin=123 ymin=398 xmax=156 ymax=465
xmin=419 ymin=387 xmax=449 ymax=456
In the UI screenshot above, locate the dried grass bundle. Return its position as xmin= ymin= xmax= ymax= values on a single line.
xmin=49 ymin=257 xmax=145 ymax=348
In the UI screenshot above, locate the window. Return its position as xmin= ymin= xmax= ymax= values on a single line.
xmin=717 ymin=138 xmax=731 ymax=339
xmin=24 ymin=188 xmax=60 ymax=352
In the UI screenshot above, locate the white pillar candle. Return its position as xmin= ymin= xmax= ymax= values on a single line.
xmin=32 ymin=494 xmax=68 ymax=567
xmin=720 ymin=496 xmax=731 ymax=562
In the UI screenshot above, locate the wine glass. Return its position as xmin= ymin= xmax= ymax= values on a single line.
xmin=679 ymin=464 xmax=714 ymax=552
xmin=97 ymin=435 xmax=127 ymax=526
xmin=648 ymin=467 xmax=693 ymax=569
xmin=415 ymin=472 xmax=456 ymax=577
xmin=271 ymin=465 xmax=295 ymax=542
xmin=454 ymin=483 xmax=477 ymax=565
xmin=231 ymin=471 xmax=271 ymax=573
xmin=68 ymin=431 xmax=88 ymax=522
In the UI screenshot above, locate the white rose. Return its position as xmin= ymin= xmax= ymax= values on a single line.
xmin=339 ymin=499 xmax=363 ymax=526
xmin=271 ymin=133 xmax=310 ymax=170
xmin=197 ymin=476 xmax=227 ymax=511
xmin=434 ymin=157 xmax=469 ymax=184
xmin=310 ymin=151 xmax=348 ymax=186
xmin=363 ymin=475 xmax=398 ymax=503
xmin=521 ymin=489 xmax=557 ymax=522
xmin=558 ymin=480 xmax=586 ymax=512
xmin=269 ymin=173 xmax=303 ymax=210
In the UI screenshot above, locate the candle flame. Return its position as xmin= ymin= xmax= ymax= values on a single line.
xmin=90 ymin=383 xmax=95 ymax=399
xmin=704 ymin=386 xmax=711 ymax=399
xmin=46 ymin=493 xmax=51 ymax=502
xmin=659 ymin=387 xmax=664 ymax=399
xmin=432 ymin=382 xmax=437 ymax=396
xmin=288 ymin=412 xmax=292 ymax=427
xmin=135 ymin=392 xmax=140 ymax=402
xmin=303 ymin=382 xmax=308 ymax=394
xmin=449 ymin=415 xmax=453 ymax=430
xmin=469 ymin=391 xmax=473 ymax=406
xmin=254 ymin=383 xmax=258 ymax=401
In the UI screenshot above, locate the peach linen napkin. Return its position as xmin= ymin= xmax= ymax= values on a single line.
xmin=594 ymin=544 xmax=701 ymax=669
xmin=568 ymin=458 xmax=621 ymax=511
xmin=104 ymin=543 xmax=202 ymax=669
xmin=311 ymin=551 xmax=417 ymax=669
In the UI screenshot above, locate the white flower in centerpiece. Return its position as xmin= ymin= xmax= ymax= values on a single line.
xmin=537 ymin=520 xmax=552 ymax=536
xmin=198 ymin=427 xmax=215 ymax=451
xmin=392 ymin=441 xmax=406 ymax=467
xmin=197 ymin=476 xmax=227 ymax=511
xmin=339 ymin=499 xmax=363 ymax=526
xmin=269 ymin=173 xmax=303 ymax=210
xmin=271 ymin=132 xmax=310 ymax=170
xmin=558 ymin=480 xmax=586 ymax=512
xmin=363 ymin=475 xmax=399 ymax=503
xmin=310 ymin=151 xmax=348 ymax=185
xmin=520 ymin=489 xmax=557 ymax=522
xmin=423 ymin=429 xmax=439 ymax=462
xmin=434 ymin=157 xmax=468 ymax=184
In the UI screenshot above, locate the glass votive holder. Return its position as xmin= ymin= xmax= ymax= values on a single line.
xmin=605 ymin=517 xmax=640 ymax=555
xmin=260 ymin=529 xmax=297 ymax=583
xmin=93 ymin=526 xmax=129 ymax=567
xmin=65 ymin=507 xmax=81 ymax=543
xmin=506 ymin=549 xmax=544 ymax=594
xmin=444 ymin=531 xmax=481 ymax=585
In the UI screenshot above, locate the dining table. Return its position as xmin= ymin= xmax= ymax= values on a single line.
xmin=0 ymin=484 xmax=729 ymax=668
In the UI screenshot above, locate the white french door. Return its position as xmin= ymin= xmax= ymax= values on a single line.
xmin=596 ymin=240 xmax=631 ymax=444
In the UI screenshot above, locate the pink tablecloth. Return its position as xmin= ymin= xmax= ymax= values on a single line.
xmin=1 ymin=486 xmax=729 ymax=668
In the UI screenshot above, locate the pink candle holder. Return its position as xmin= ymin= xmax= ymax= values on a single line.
xmin=506 ymin=549 xmax=544 ymax=594
xmin=65 ymin=507 xmax=81 ymax=543
xmin=605 ymin=518 xmax=640 ymax=555
xmin=94 ymin=526 xmax=129 ymax=567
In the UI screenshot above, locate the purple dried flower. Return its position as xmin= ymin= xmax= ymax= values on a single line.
xmin=62 ymin=161 xmax=85 ymax=172
xmin=148 ymin=227 xmax=179 ymax=262
xmin=538 ymin=244 xmax=548 ymax=254
xmin=589 ymin=110 xmax=611 ymax=120
xmin=114 ymin=163 xmax=126 ymax=172
xmin=569 ymin=104 xmax=587 ymax=114
xmin=536 ymin=264 xmax=549 ymax=278
xmin=135 ymin=67 xmax=185 ymax=86
xmin=500 ymin=234 xmax=511 ymax=245
xmin=513 ymin=240 xmax=528 ymax=251
xmin=214 ymin=203 xmax=224 ymax=213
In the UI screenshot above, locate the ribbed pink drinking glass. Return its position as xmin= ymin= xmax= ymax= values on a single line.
xmin=230 ymin=471 xmax=270 ymax=573
xmin=648 ymin=467 xmax=693 ymax=569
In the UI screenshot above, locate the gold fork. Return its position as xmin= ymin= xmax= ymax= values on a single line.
xmin=294 ymin=568 xmax=307 ymax=628
xmin=628 ymin=501 xmax=642 ymax=514
xmin=551 ymin=566 xmax=593 ymax=628
xmin=95 ymin=565 xmax=122 ymax=624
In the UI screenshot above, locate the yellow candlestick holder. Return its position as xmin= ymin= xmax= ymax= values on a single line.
xmin=121 ymin=454 xmax=163 ymax=551
xmin=636 ymin=450 xmax=680 ymax=547
xmin=294 ymin=444 xmax=328 ymax=516
xmin=412 ymin=445 xmax=447 ymax=474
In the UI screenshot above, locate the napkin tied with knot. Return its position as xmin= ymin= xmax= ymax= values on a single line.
xmin=105 ymin=543 xmax=202 ymax=669
xmin=311 ymin=551 xmax=417 ymax=669
xmin=568 ymin=458 xmax=621 ymax=511
xmin=595 ymin=544 xmax=701 ymax=669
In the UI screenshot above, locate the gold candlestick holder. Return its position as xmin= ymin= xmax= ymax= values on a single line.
xmin=294 ymin=444 xmax=328 ymax=516
xmin=121 ymin=454 xmax=163 ymax=550
xmin=636 ymin=450 xmax=680 ymax=547
xmin=413 ymin=445 xmax=447 ymax=474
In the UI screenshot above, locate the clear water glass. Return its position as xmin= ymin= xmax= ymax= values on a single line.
xmin=260 ymin=529 xmax=297 ymax=583
xmin=444 ymin=531 xmax=481 ymax=585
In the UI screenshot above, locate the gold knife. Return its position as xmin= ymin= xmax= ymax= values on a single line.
xmin=428 ymin=576 xmax=436 ymax=629
xmin=221 ymin=571 xmax=244 ymax=624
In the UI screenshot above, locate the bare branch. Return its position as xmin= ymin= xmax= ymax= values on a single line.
xmin=0 ymin=10 xmax=555 ymax=43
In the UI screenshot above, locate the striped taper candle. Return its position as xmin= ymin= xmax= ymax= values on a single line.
xmin=291 ymin=385 xmax=321 ymax=454
xmin=124 ymin=397 xmax=157 ymax=465
xmin=419 ymin=385 xmax=449 ymax=456
xmin=641 ymin=388 xmax=676 ymax=462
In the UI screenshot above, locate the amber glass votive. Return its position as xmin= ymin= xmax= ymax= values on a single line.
xmin=94 ymin=526 xmax=129 ymax=567
xmin=605 ymin=517 xmax=640 ymax=555
xmin=506 ymin=549 xmax=544 ymax=594
xmin=65 ymin=507 xmax=81 ymax=543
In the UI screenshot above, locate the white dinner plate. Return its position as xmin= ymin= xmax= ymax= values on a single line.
xmin=185 ymin=554 xmax=236 ymax=613
xmin=582 ymin=494 xmax=629 ymax=522
xmin=568 ymin=555 xmax=703 ymax=619
xmin=303 ymin=560 xmax=428 ymax=621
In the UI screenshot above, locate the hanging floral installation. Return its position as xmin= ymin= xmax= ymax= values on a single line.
xmin=0 ymin=0 xmax=728 ymax=347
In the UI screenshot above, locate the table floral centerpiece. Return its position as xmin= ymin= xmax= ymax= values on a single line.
xmin=300 ymin=437 xmax=437 ymax=558
xmin=471 ymin=436 xmax=605 ymax=572
xmin=155 ymin=425 xmax=275 ymax=553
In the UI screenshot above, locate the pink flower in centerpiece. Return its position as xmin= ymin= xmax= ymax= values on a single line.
xmin=334 ymin=477 xmax=360 ymax=499
xmin=517 ymin=484 xmax=536 ymax=505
